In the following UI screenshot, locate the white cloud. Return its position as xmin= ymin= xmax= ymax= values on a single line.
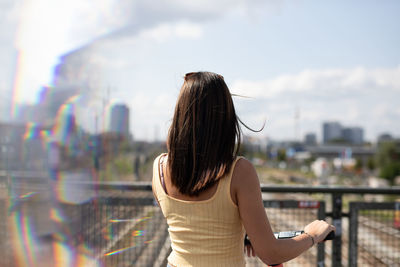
xmin=137 ymin=21 xmax=203 ymax=43
xmin=232 ymin=66 xmax=400 ymax=98
xmin=174 ymin=21 xmax=203 ymax=39
xmin=8 ymin=0 xmax=269 ymax=104
xmin=231 ymin=66 xmax=400 ymax=141
xmin=129 ymin=91 xmax=176 ymax=140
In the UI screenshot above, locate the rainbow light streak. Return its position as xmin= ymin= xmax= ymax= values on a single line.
xmin=104 ymin=234 xmax=154 ymax=257
xmin=23 ymin=122 xmax=41 ymax=140
xmin=12 ymin=212 xmax=37 ymax=266
xmin=52 ymin=95 xmax=81 ymax=150
xmin=132 ymin=230 xmax=145 ymax=237
xmin=104 ymin=245 xmax=137 ymax=257
xmin=109 ymin=216 xmax=151 ymax=223
xmin=8 ymin=198 xmax=20 ymax=215
xmin=19 ymin=192 xmax=38 ymax=199
xmin=36 ymin=85 xmax=49 ymax=103
xmin=101 ymin=224 xmax=113 ymax=241
xmin=54 ymin=172 xmax=67 ymax=202
xmin=53 ymin=241 xmax=74 ymax=267
xmin=50 ymin=207 xmax=65 ymax=224
xmin=40 ymin=130 xmax=51 ymax=149
xmin=53 ymin=103 xmax=75 ymax=146
xmin=12 ymin=213 xmax=28 ymax=266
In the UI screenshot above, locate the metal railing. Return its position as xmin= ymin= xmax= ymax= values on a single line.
xmin=1 ymin=176 xmax=399 ymax=267
xmin=349 ymin=202 xmax=400 ymax=266
xmin=258 ymin=185 xmax=400 ymax=267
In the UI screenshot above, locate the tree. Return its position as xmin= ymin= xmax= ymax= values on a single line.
xmin=376 ymin=141 xmax=400 ymax=185
xmin=277 ymin=149 xmax=286 ymax=162
xmin=355 ymin=158 xmax=363 ymax=172
xmin=367 ymin=157 xmax=375 ymax=171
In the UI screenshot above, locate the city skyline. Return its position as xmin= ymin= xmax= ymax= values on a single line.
xmin=7 ymin=96 xmax=398 ymax=144
xmin=1 ymin=1 xmax=399 ymax=142
xmin=4 ymin=76 xmax=400 ymax=143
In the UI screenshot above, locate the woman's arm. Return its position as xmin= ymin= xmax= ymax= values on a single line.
xmin=232 ymin=158 xmax=334 ymax=265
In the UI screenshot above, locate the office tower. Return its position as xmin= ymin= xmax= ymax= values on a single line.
xmin=323 ymin=122 xmax=342 ymax=144
xmin=109 ymin=104 xmax=130 ymax=137
xmin=304 ymin=133 xmax=317 ymax=146
xmin=342 ymin=127 xmax=364 ymax=145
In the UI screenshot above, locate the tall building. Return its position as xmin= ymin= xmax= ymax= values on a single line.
xmin=342 ymin=127 xmax=364 ymax=145
xmin=323 ymin=122 xmax=342 ymax=144
xmin=304 ymin=133 xmax=317 ymax=146
xmin=108 ymin=104 xmax=130 ymax=137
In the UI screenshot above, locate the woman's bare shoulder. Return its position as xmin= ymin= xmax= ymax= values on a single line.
xmin=234 ymin=157 xmax=258 ymax=177
xmin=232 ymin=157 xmax=260 ymax=191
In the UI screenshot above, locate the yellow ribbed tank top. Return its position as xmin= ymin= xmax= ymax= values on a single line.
xmin=153 ymin=154 xmax=246 ymax=267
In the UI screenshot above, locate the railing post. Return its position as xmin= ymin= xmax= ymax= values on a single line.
xmin=331 ymin=193 xmax=342 ymax=267
xmin=348 ymin=203 xmax=358 ymax=267
xmin=317 ymin=201 xmax=326 ymax=267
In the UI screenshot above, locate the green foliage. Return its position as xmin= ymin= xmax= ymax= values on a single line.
xmin=114 ymin=156 xmax=133 ymax=175
xmin=367 ymin=157 xmax=375 ymax=170
xmin=119 ymin=140 xmax=133 ymax=153
xmin=101 ymin=155 xmax=133 ymax=181
xmin=355 ymin=158 xmax=363 ymax=170
xmin=329 ymin=138 xmax=348 ymax=144
xmin=380 ymin=162 xmax=400 ymax=184
xmin=305 ymin=156 xmax=316 ymax=167
xmin=277 ymin=149 xmax=286 ymax=162
xmin=376 ymin=141 xmax=400 ymax=184
xmin=238 ymin=143 xmax=251 ymax=157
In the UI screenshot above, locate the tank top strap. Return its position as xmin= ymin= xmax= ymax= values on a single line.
xmin=217 ymin=156 xmax=243 ymax=201
xmin=153 ymin=153 xmax=167 ymax=200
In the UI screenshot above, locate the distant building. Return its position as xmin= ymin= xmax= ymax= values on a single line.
xmin=377 ymin=133 xmax=393 ymax=144
xmin=342 ymin=127 xmax=364 ymax=145
xmin=304 ymin=133 xmax=317 ymax=146
xmin=306 ymin=145 xmax=375 ymax=162
xmin=108 ymin=104 xmax=130 ymax=138
xmin=323 ymin=122 xmax=342 ymax=144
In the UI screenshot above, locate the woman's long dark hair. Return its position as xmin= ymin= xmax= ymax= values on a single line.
xmin=167 ymin=72 xmax=241 ymax=196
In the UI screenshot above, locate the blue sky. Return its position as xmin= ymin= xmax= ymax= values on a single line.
xmin=1 ymin=0 xmax=399 ymax=142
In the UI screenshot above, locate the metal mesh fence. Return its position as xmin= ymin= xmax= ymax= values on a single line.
xmin=0 ymin=177 xmax=13 ymax=267
xmin=1 ymin=177 xmax=399 ymax=267
xmin=0 ymin=179 xmax=169 ymax=267
xmin=0 ymin=197 xmax=12 ymax=267
xmin=349 ymin=202 xmax=400 ymax=267
xmin=56 ymin=189 xmax=169 ymax=267
xmin=246 ymin=200 xmax=328 ymax=267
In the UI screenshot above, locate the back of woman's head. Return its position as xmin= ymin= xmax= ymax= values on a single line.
xmin=167 ymin=71 xmax=241 ymax=196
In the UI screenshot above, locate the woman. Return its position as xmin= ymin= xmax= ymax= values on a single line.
xmin=152 ymin=71 xmax=335 ymax=267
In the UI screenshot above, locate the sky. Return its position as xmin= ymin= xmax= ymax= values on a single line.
xmin=1 ymin=0 xmax=400 ymax=142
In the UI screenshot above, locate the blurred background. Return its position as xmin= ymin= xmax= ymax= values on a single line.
xmin=0 ymin=0 xmax=399 ymax=266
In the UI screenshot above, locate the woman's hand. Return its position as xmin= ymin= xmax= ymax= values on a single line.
xmin=304 ymin=220 xmax=336 ymax=244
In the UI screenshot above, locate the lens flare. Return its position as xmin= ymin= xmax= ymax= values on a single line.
xmin=102 ymin=223 xmax=114 ymax=241
xmin=19 ymin=192 xmax=38 ymax=199
xmin=104 ymin=246 xmax=136 ymax=257
xmin=11 ymin=212 xmax=37 ymax=266
xmin=52 ymin=96 xmax=79 ymax=147
xmin=50 ymin=207 xmax=65 ymax=224
xmin=132 ymin=230 xmax=145 ymax=237
xmin=53 ymin=241 xmax=74 ymax=267
xmin=23 ymin=122 xmax=42 ymax=141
